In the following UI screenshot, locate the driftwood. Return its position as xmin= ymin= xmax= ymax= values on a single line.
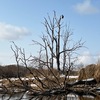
xmin=64 ymin=78 xmax=100 ymax=98
xmin=1 ymin=64 xmax=100 ymax=98
xmin=66 ymin=79 xmax=98 ymax=93
xmin=28 ymin=78 xmax=98 ymax=97
xmin=71 ymin=79 xmax=97 ymax=86
xmin=0 ymin=78 xmax=99 ymax=99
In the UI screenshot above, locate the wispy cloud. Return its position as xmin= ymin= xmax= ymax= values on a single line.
xmin=0 ymin=22 xmax=31 ymax=40
xmin=77 ymin=51 xmax=100 ymax=65
xmin=73 ymin=0 xmax=99 ymax=14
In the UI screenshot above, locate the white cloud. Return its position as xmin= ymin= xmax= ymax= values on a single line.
xmin=74 ymin=0 xmax=99 ymax=14
xmin=77 ymin=51 xmax=97 ymax=65
xmin=0 ymin=52 xmax=15 ymax=65
xmin=0 ymin=22 xmax=31 ymax=40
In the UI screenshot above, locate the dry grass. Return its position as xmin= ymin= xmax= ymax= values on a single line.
xmin=78 ymin=64 xmax=100 ymax=82
xmin=78 ymin=95 xmax=100 ymax=100
xmin=0 ymin=75 xmax=77 ymax=92
xmin=94 ymin=64 xmax=100 ymax=82
xmin=78 ymin=64 xmax=96 ymax=80
xmin=0 ymin=67 xmax=78 ymax=93
xmin=26 ymin=68 xmax=60 ymax=78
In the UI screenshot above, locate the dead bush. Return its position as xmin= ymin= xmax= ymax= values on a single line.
xmin=78 ymin=64 xmax=100 ymax=82
xmin=94 ymin=64 xmax=100 ymax=82
xmin=26 ymin=68 xmax=60 ymax=78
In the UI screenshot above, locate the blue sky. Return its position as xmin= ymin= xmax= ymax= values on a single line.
xmin=0 ymin=0 xmax=100 ymax=65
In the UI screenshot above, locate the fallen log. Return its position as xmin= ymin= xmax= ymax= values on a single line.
xmin=66 ymin=78 xmax=97 ymax=87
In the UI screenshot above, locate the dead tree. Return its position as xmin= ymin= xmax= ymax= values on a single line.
xmin=39 ymin=12 xmax=65 ymax=71
xmin=34 ymin=11 xmax=84 ymax=71
xmin=62 ymin=26 xmax=72 ymax=72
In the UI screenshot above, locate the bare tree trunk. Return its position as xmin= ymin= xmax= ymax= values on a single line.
xmin=56 ymin=16 xmax=62 ymax=71
xmin=51 ymin=30 xmax=54 ymax=68
xmin=63 ymin=41 xmax=67 ymax=72
xmin=57 ymin=34 xmax=60 ymax=71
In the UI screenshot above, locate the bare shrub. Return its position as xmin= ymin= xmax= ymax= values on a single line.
xmin=78 ymin=64 xmax=96 ymax=80
xmin=94 ymin=64 xmax=100 ymax=82
xmin=78 ymin=64 xmax=100 ymax=82
xmin=0 ymin=12 xmax=84 ymax=98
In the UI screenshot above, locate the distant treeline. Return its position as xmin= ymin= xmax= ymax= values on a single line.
xmin=0 ymin=65 xmax=31 ymax=78
xmin=0 ymin=65 xmax=78 ymax=78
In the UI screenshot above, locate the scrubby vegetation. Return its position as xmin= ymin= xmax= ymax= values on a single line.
xmin=0 ymin=65 xmax=28 ymax=78
xmin=1 ymin=12 xmax=100 ymax=99
xmin=78 ymin=64 xmax=100 ymax=82
xmin=0 ymin=64 xmax=78 ymax=95
xmin=0 ymin=64 xmax=78 ymax=79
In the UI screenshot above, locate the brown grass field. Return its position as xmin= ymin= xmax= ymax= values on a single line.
xmin=78 ymin=64 xmax=100 ymax=82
